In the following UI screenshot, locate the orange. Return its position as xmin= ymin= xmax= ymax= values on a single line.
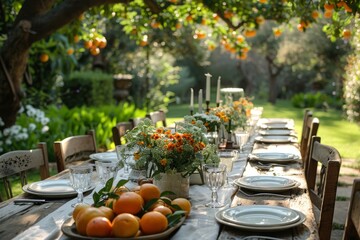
xmin=139 ymin=183 xmax=161 ymax=202
xmin=90 ymin=47 xmax=100 ymax=56
xmin=39 ymin=53 xmax=49 ymax=63
xmin=98 ymin=206 xmax=115 ymax=221
xmin=324 ymin=10 xmax=333 ymax=18
xmin=297 ymin=24 xmax=304 ymax=32
xmin=311 ymin=10 xmax=319 ymax=19
xmin=175 ymin=22 xmax=182 ymax=29
xmin=224 ymin=10 xmax=233 ymax=19
xmin=273 ymin=28 xmax=282 ymax=37
xmin=73 ymin=35 xmax=80 ymax=43
xmin=244 ymin=29 xmax=257 ymax=38
xmin=171 ymin=198 xmax=191 ymax=217
xmin=140 ymin=211 xmax=168 ymax=235
xmin=114 ymin=185 xmax=130 ymax=196
xmin=256 ymin=16 xmax=265 ymax=25
xmin=76 ymin=207 xmax=106 ymax=236
xmin=98 ymin=38 xmax=107 ymax=48
xmin=259 ymin=0 xmax=267 ymax=3
xmin=153 ymin=206 xmax=173 ymax=216
xmin=324 ymin=3 xmax=334 ymax=11
xmin=213 ymin=13 xmax=219 ymax=21
xmin=113 ymin=191 xmax=144 ymax=215
xmin=72 ymin=203 xmax=90 ymax=221
xmin=86 ymin=216 xmax=112 ymax=237
xmin=185 ymin=15 xmax=193 ymax=22
xmin=67 ymin=48 xmax=74 ymax=55
xmin=83 ymin=40 xmax=93 ymax=49
xmin=112 ymin=213 xmax=139 ymax=237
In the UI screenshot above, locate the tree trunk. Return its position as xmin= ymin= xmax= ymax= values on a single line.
xmin=0 ymin=20 xmax=32 ymax=128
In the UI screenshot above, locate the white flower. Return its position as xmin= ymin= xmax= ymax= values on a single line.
xmin=41 ymin=117 xmax=49 ymax=125
xmin=5 ymin=139 xmax=12 ymax=145
xmin=3 ymin=128 xmax=10 ymax=136
xmin=41 ymin=126 xmax=49 ymax=133
xmin=28 ymin=123 xmax=36 ymax=131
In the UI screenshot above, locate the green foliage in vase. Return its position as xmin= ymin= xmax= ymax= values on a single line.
xmin=123 ymin=116 xmax=219 ymax=178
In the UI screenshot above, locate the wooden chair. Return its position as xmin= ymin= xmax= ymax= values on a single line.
xmin=112 ymin=121 xmax=133 ymax=146
xmin=302 ymin=117 xmax=320 ymax=177
xmin=146 ymin=110 xmax=167 ymax=127
xmin=53 ymin=130 xmax=97 ymax=173
xmin=307 ymin=136 xmax=341 ymax=240
xmin=0 ymin=142 xmax=50 ymax=201
xmin=343 ymin=178 xmax=360 ymax=240
xmin=300 ymin=109 xmax=313 ymax=158
xmin=129 ymin=117 xmax=147 ymax=128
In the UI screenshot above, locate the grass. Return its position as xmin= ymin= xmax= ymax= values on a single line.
xmin=167 ymin=99 xmax=360 ymax=164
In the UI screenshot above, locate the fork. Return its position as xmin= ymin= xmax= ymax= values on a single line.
xmin=255 ymin=162 xmax=289 ymax=170
xmin=238 ymin=188 xmax=293 ymax=198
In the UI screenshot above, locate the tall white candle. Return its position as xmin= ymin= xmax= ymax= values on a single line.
xmin=198 ymin=89 xmax=203 ymax=113
xmin=216 ymin=76 xmax=221 ymax=104
xmin=190 ymin=88 xmax=194 ymax=111
xmin=205 ymin=73 xmax=212 ymax=102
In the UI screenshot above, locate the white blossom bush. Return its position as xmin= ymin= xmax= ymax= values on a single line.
xmin=0 ymin=105 xmax=50 ymax=154
xmin=344 ymin=16 xmax=360 ymax=124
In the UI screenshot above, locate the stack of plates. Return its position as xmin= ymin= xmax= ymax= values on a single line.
xmin=259 ymin=120 xmax=295 ymax=130
xmin=89 ymin=152 xmax=118 ymax=162
xmin=22 ymin=179 xmax=94 ymax=198
xmin=215 ymin=205 xmax=306 ymax=231
xmin=248 ymin=152 xmax=300 ymax=163
xmin=255 ymin=135 xmax=298 ymax=143
xmin=233 ymin=176 xmax=299 ymax=192
xmin=259 ymin=129 xmax=296 ymax=136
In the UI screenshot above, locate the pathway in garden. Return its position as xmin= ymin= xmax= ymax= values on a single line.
xmin=331 ymin=158 xmax=360 ymax=240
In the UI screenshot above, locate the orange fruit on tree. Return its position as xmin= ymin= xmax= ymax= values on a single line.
xmin=201 ymin=18 xmax=207 ymax=25
xmin=343 ymin=29 xmax=352 ymax=40
xmin=273 ymin=28 xmax=282 ymax=37
xmin=139 ymin=183 xmax=161 ymax=203
xmin=185 ymin=14 xmax=193 ymax=22
xmin=171 ymin=198 xmax=191 ymax=217
xmin=153 ymin=206 xmax=173 ymax=216
xmin=311 ymin=10 xmax=319 ymax=19
xmin=72 ymin=203 xmax=91 ymax=221
xmin=86 ymin=216 xmax=112 ymax=237
xmin=140 ymin=211 xmax=168 ymax=235
xmin=297 ymin=23 xmax=304 ymax=32
xmin=224 ymin=10 xmax=233 ymax=19
xmin=76 ymin=207 xmax=106 ymax=236
xmin=113 ymin=191 xmax=144 ymax=215
xmin=324 ymin=10 xmax=333 ymax=19
xmin=98 ymin=206 xmax=115 ymax=221
xmin=175 ymin=22 xmax=182 ymax=29
xmin=112 ymin=213 xmax=139 ymax=238
xmin=259 ymin=0 xmax=268 ymax=3
xmin=213 ymin=13 xmax=219 ymax=21
xmin=73 ymin=35 xmax=80 ymax=43
xmin=98 ymin=38 xmax=107 ymax=48
xmin=83 ymin=40 xmax=93 ymax=49
xmin=256 ymin=16 xmax=265 ymax=25
xmin=67 ymin=48 xmax=74 ymax=55
xmin=324 ymin=3 xmax=334 ymax=11
xmin=39 ymin=53 xmax=49 ymax=63
xmin=90 ymin=47 xmax=100 ymax=56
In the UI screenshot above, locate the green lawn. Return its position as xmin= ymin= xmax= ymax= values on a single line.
xmin=167 ymin=99 xmax=360 ymax=167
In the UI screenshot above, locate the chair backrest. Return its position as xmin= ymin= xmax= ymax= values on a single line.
xmin=303 ymin=117 xmax=320 ymax=176
xmin=53 ymin=130 xmax=97 ymax=173
xmin=112 ymin=121 xmax=133 ymax=146
xmin=343 ymin=178 xmax=360 ymax=240
xmin=0 ymin=142 xmax=50 ymax=201
xmin=129 ymin=117 xmax=147 ymax=128
xmin=300 ymin=109 xmax=313 ymax=158
xmin=146 ymin=110 xmax=167 ymax=127
xmin=307 ymin=136 xmax=341 ymax=240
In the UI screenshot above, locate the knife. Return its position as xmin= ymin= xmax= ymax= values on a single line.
xmin=14 ymin=199 xmax=49 ymax=205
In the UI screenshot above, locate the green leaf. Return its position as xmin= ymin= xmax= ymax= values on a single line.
xmin=143 ymin=198 xmax=159 ymax=211
xmin=116 ymin=179 xmax=129 ymax=188
xmin=160 ymin=191 xmax=176 ymax=197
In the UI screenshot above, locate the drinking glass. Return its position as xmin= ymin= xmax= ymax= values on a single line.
xmin=217 ymin=150 xmax=238 ymax=187
xmin=95 ymin=161 xmax=118 ymax=186
xmin=203 ymin=163 xmax=227 ymax=208
xmin=235 ymin=131 xmax=249 ymax=153
xmin=69 ymin=165 xmax=93 ymax=207
xmin=115 ymin=145 xmax=132 ymax=179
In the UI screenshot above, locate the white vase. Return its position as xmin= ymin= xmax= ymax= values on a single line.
xmin=153 ymin=172 xmax=190 ymax=199
xmin=190 ymin=171 xmax=204 ymax=185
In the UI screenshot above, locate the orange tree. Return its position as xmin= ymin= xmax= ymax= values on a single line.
xmin=0 ymin=0 xmax=359 ymax=128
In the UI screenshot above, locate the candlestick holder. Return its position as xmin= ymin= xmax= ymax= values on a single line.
xmin=206 ymin=100 xmax=210 ymax=112
xmin=190 ymin=109 xmax=194 ymax=116
xmin=216 ymin=102 xmax=220 ymax=107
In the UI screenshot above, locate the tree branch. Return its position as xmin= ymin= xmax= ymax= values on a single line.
xmin=24 ymin=0 xmax=131 ymax=43
xmin=143 ymin=0 xmax=162 ymax=14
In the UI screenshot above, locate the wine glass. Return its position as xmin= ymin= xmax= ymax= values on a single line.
xmin=95 ymin=161 xmax=118 ymax=186
xmin=115 ymin=145 xmax=132 ymax=179
xmin=235 ymin=131 xmax=249 ymax=153
xmin=203 ymin=163 xmax=227 ymax=208
xmin=69 ymin=165 xmax=93 ymax=207
xmin=218 ymin=150 xmax=238 ymax=187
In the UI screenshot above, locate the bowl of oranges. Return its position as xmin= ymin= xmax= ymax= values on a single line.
xmin=61 ymin=179 xmax=191 ymax=239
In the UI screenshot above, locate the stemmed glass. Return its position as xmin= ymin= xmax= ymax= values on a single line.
xmin=95 ymin=161 xmax=118 ymax=186
xmin=203 ymin=163 xmax=227 ymax=208
xmin=217 ymin=150 xmax=238 ymax=187
xmin=69 ymin=165 xmax=93 ymax=207
xmin=115 ymin=145 xmax=132 ymax=179
xmin=235 ymin=131 xmax=249 ymax=153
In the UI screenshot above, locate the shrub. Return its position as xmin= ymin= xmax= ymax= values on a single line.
xmin=61 ymin=71 xmax=114 ymax=108
xmin=291 ymin=92 xmax=333 ymax=109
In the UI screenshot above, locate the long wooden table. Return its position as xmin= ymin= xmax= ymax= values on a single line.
xmin=0 ymin=120 xmax=319 ymax=240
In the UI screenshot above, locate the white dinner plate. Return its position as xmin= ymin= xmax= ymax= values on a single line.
xmin=89 ymin=152 xmax=118 ymax=162
xmin=233 ymin=176 xmax=298 ymax=192
xmin=248 ymin=152 xmax=300 ymax=163
xmin=23 ymin=180 xmax=95 ymax=198
xmin=259 ymin=118 xmax=293 ymax=124
xmin=259 ymin=123 xmax=294 ymax=130
xmin=255 ymin=136 xmax=298 ymax=143
xmin=215 ymin=206 xmax=306 ymax=232
xmin=221 ymin=205 xmax=300 ymax=227
xmin=259 ymin=129 xmax=296 ymax=136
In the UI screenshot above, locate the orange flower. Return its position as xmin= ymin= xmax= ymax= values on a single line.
xmin=156 ymin=128 xmax=164 ymax=134
xmin=137 ymin=141 xmax=145 ymax=146
xmin=160 ymin=158 xmax=167 ymax=166
xmin=134 ymin=152 xmax=141 ymax=160
xmin=151 ymin=133 xmax=161 ymax=140
xmin=167 ymin=142 xmax=176 ymax=150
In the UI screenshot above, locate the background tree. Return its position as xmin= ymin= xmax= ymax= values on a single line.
xmin=0 ymin=0 xmax=358 ymax=128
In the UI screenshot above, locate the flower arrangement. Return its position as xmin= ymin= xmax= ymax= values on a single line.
xmin=192 ymin=113 xmax=221 ymax=132
xmin=233 ymin=97 xmax=254 ymax=118
xmin=123 ymin=116 xmax=219 ymax=179
xmin=209 ymin=105 xmax=247 ymax=132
